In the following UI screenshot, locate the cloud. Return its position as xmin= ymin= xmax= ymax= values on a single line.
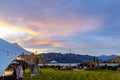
xmin=0 ymin=10 xmax=102 ymax=50
xmin=0 ymin=17 xmax=38 ymax=35
xmin=0 ymin=12 xmax=102 ymax=55
xmin=23 ymin=36 xmax=66 ymax=48
xmin=27 ymin=16 xmax=101 ymax=35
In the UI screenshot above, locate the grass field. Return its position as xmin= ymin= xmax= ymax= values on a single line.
xmin=24 ymin=68 xmax=120 ymax=80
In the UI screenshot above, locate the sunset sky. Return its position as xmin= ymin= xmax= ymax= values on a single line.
xmin=0 ymin=0 xmax=120 ymax=56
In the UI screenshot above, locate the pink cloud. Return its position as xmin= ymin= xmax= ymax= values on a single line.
xmin=25 ymin=37 xmax=66 ymax=48
xmin=25 ymin=16 xmax=101 ymax=36
xmin=0 ymin=14 xmax=102 ymax=51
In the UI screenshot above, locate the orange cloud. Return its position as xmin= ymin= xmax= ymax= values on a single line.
xmin=17 ymin=27 xmax=38 ymax=35
xmin=0 ymin=15 xmax=102 ymax=52
xmin=0 ymin=15 xmax=101 ymax=38
xmin=26 ymin=16 xmax=101 ymax=37
xmin=26 ymin=37 xmax=65 ymax=48
xmin=0 ymin=18 xmax=38 ymax=35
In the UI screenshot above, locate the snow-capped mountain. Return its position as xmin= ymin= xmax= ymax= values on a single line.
xmin=0 ymin=38 xmax=31 ymax=75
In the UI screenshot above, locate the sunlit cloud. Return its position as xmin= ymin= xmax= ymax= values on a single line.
xmin=0 ymin=12 xmax=102 ymax=52
xmin=0 ymin=17 xmax=38 ymax=35
xmin=26 ymin=17 xmax=101 ymax=36
xmin=17 ymin=27 xmax=38 ymax=35
xmin=25 ymin=37 xmax=66 ymax=48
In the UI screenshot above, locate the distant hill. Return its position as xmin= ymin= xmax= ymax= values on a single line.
xmin=109 ymin=57 xmax=120 ymax=63
xmin=0 ymin=38 xmax=31 ymax=75
xmin=39 ymin=53 xmax=98 ymax=63
xmin=98 ymin=55 xmax=119 ymax=61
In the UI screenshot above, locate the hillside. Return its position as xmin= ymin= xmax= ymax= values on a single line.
xmin=39 ymin=53 xmax=98 ymax=63
xmin=98 ymin=55 xmax=119 ymax=61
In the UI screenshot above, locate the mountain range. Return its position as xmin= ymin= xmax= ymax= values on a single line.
xmin=98 ymin=55 xmax=119 ymax=61
xmin=39 ymin=53 xmax=120 ymax=63
xmin=39 ymin=53 xmax=98 ymax=63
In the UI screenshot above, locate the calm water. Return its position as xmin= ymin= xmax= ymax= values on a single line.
xmin=99 ymin=63 xmax=119 ymax=66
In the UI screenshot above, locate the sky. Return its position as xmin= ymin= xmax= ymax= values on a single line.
xmin=0 ymin=0 xmax=120 ymax=56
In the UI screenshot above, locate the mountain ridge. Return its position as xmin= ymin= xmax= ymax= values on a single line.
xmin=39 ymin=53 xmax=98 ymax=63
xmin=98 ymin=55 xmax=119 ymax=61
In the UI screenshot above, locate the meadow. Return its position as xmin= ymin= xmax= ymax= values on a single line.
xmin=24 ymin=68 xmax=120 ymax=80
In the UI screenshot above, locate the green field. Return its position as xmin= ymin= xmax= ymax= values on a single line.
xmin=24 ymin=68 xmax=120 ymax=80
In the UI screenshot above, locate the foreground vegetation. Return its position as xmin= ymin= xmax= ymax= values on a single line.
xmin=24 ymin=68 xmax=120 ymax=80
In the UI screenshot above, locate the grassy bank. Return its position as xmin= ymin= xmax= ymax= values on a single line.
xmin=24 ymin=68 xmax=120 ymax=80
